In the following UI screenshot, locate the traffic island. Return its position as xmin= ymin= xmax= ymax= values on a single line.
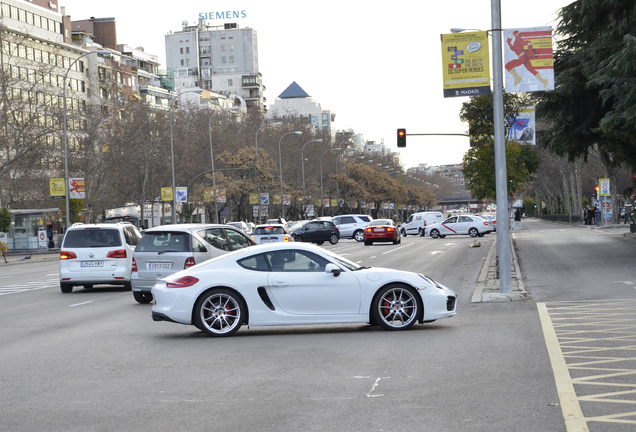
xmin=472 ymin=235 xmax=527 ymax=303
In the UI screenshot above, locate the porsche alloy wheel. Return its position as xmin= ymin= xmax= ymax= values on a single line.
xmin=372 ymin=285 xmax=420 ymax=331
xmin=194 ymin=289 xmax=245 ymax=337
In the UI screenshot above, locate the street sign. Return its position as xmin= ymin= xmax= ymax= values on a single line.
xmin=599 ymin=178 xmax=610 ymax=196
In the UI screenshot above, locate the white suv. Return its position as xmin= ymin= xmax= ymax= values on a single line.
xmin=331 ymin=214 xmax=372 ymax=242
xmin=59 ymin=222 xmax=142 ymax=293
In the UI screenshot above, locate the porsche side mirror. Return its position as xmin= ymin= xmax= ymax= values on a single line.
xmin=325 ymin=263 xmax=341 ymax=277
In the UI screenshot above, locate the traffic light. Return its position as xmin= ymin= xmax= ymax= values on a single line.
xmin=397 ymin=128 xmax=406 ymax=147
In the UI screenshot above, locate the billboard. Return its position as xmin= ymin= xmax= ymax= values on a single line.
xmin=508 ymin=106 xmax=536 ymax=145
xmin=441 ymin=31 xmax=491 ymax=98
xmin=504 ymin=27 xmax=554 ymax=92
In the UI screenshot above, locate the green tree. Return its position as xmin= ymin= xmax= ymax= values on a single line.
xmin=460 ymin=95 xmax=540 ymax=200
xmin=0 ymin=206 xmax=11 ymax=233
xmin=536 ymin=0 xmax=636 ymax=170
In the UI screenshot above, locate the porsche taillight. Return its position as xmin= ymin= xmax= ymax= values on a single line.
xmin=166 ymin=276 xmax=199 ymax=288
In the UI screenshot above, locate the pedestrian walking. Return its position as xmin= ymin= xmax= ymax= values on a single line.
xmin=511 ymin=208 xmax=523 ymax=230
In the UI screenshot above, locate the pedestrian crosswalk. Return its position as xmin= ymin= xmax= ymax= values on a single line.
xmin=0 ymin=278 xmax=58 ymax=296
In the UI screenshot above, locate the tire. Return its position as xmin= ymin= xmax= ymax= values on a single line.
xmin=194 ymin=289 xmax=245 ymax=337
xmin=133 ymin=291 xmax=153 ymax=304
xmin=295 ymin=235 xmax=303 ymax=242
xmin=124 ymin=282 xmax=132 ymax=291
xmin=364 ymin=240 xmax=372 ymax=246
xmin=371 ymin=284 xmax=420 ymax=331
xmin=60 ymin=283 xmax=73 ymax=293
xmin=401 ymin=229 xmax=407 ymax=237
xmin=469 ymin=228 xmax=479 ymax=238
xmin=393 ymin=235 xmax=401 ymax=245
xmin=316 ymin=241 xmax=324 ymax=245
xmin=418 ymin=228 xmax=424 ymax=237
xmin=430 ymin=229 xmax=440 ymax=239
xmin=439 ymin=235 xmax=446 ymax=238
xmin=354 ymin=230 xmax=365 ymax=242
xmin=478 ymin=233 xmax=484 ymax=237
xmin=329 ymin=234 xmax=339 ymax=245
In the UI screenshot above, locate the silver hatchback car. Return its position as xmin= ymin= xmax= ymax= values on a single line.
xmin=131 ymin=224 xmax=255 ymax=303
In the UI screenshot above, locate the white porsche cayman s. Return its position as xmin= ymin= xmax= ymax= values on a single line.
xmin=151 ymin=243 xmax=457 ymax=337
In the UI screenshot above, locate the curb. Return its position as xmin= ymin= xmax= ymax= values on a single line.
xmin=472 ymin=233 xmax=527 ymax=303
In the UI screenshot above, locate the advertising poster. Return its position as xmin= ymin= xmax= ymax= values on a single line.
xmin=508 ymin=106 xmax=536 ymax=145
xmin=175 ymin=187 xmax=188 ymax=203
xmin=50 ymin=178 xmax=65 ymax=198
xmin=68 ymin=178 xmax=85 ymax=199
xmin=441 ymin=31 xmax=491 ymax=98
xmin=504 ymin=27 xmax=554 ymax=92
xmin=161 ymin=187 xmax=173 ymax=201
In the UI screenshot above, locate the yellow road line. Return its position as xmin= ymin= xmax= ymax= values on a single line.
xmin=538 ymin=302 xmax=589 ymax=432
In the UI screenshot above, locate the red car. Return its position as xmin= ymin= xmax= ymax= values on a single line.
xmin=363 ymin=219 xmax=401 ymax=245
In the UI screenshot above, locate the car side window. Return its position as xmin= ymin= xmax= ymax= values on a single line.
xmin=268 ymin=250 xmax=329 ymax=272
xmin=191 ymin=236 xmax=208 ymax=253
xmin=445 ymin=217 xmax=458 ymax=224
xmin=458 ymin=216 xmax=471 ymax=223
xmin=341 ymin=217 xmax=355 ymax=224
xmin=238 ymin=254 xmax=270 ymax=271
xmin=224 ymin=228 xmax=252 ymax=250
xmin=199 ymin=228 xmax=228 ymax=251
xmin=123 ymin=226 xmax=141 ymax=246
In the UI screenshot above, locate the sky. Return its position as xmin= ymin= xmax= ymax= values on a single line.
xmin=60 ymin=0 xmax=574 ymax=169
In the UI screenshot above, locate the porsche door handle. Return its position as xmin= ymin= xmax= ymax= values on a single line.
xmin=269 ymin=282 xmax=288 ymax=288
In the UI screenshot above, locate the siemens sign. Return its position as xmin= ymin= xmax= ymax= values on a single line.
xmin=199 ymin=10 xmax=247 ymax=20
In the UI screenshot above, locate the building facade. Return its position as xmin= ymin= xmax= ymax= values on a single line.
xmin=165 ymin=20 xmax=265 ymax=111
xmin=267 ymin=81 xmax=336 ymax=138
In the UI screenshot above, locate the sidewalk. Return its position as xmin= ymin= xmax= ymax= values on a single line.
xmin=1 ymin=249 xmax=59 ymax=265
xmin=472 ymin=219 xmax=635 ymax=303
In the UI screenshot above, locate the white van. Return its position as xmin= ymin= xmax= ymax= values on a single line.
xmin=400 ymin=212 xmax=444 ymax=236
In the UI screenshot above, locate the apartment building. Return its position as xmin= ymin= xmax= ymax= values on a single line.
xmin=165 ymin=20 xmax=265 ymax=111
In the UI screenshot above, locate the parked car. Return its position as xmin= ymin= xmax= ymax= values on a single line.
xmin=226 ymin=221 xmax=250 ymax=235
xmin=251 ymin=223 xmax=293 ymax=244
xmin=363 ymin=219 xmax=401 ymax=245
xmin=331 ymin=214 xmax=372 ymax=242
xmin=131 ymin=224 xmax=255 ymax=303
xmin=151 ymin=242 xmax=457 ymax=337
xmin=290 ymin=220 xmax=340 ymax=245
xmin=400 ymin=211 xmax=443 ymax=237
xmin=59 ymin=222 xmax=142 ymax=293
xmin=427 ymin=215 xmax=493 ymax=239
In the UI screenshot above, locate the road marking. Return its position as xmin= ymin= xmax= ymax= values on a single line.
xmin=538 ymin=302 xmax=589 ymax=432
xmin=0 ymin=279 xmax=57 ymax=296
xmin=69 ymin=301 xmax=92 ymax=307
xmin=381 ymin=243 xmax=413 ymax=255
xmin=430 ymin=251 xmax=443 ymax=255
xmin=613 ymin=281 xmax=635 ymax=285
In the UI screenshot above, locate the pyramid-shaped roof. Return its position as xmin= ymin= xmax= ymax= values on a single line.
xmin=278 ymin=81 xmax=310 ymax=99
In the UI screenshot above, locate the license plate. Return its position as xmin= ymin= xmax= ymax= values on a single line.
xmin=148 ymin=262 xmax=172 ymax=270
xmin=81 ymin=261 xmax=103 ymax=267
xmin=373 ymin=228 xmax=383 ymax=232
xmin=262 ymin=238 xmax=277 ymax=243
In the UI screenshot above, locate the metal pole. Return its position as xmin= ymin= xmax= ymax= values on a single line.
xmin=491 ymin=0 xmax=512 ymax=292
xmin=208 ymin=113 xmax=219 ymax=223
xmin=278 ymin=131 xmax=302 ymax=219
xmin=169 ymin=89 xmax=202 ymax=224
xmin=301 ymin=139 xmax=323 ymax=211
xmin=63 ymin=50 xmax=107 ymax=231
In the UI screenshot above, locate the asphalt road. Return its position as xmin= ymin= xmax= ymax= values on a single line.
xmin=0 ymin=220 xmax=634 ymax=431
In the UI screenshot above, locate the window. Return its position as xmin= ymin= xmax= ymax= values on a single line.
xmin=228 ymin=79 xmax=233 ymax=86
xmin=198 ymin=228 xmax=228 ymax=251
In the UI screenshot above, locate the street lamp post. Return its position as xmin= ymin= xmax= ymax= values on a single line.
xmin=320 ymin=148 xmax=341 ymax=216
xmin=451 ymin=0 xmax=511 ymax=292
xmin=278 ymin=131 xmax=302 ymax=219
xmin=169 ymin=89 xmax=202 ymax=224
xmin=209 ymin=107 xmax=239 ymax=223
xmin=63 ymin=49 xmax=109 ymax=231
xmin=253 ymin=122 xmax=281 ymax=221
xmin=301 ymin=139 xmax=323 ymax=210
